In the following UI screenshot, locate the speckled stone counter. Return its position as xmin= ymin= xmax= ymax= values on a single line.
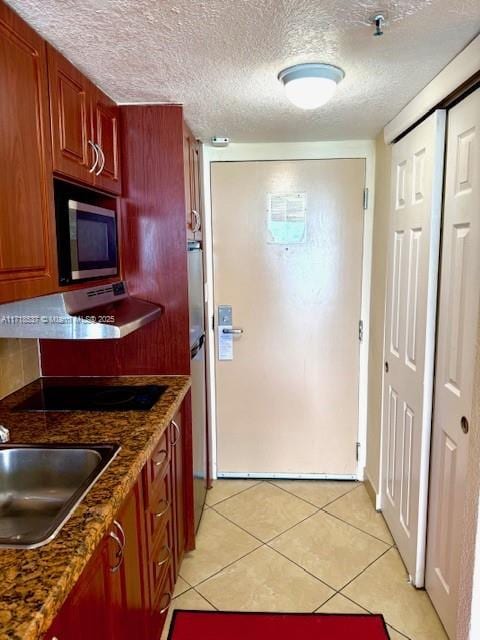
xmin=0 ymin=375 xmax=190 ymax=640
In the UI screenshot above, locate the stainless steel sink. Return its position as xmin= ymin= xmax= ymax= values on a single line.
xmin=0 ymin=443 xmax=120 ymax=549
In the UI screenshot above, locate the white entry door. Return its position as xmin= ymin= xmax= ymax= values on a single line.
xmin=426 ymin=89 xmax=480 ymax=639
xmin=211 ymin=159 xmax=365 ymax=477
xmin=381 ymin=111 xmax=446 ymax=586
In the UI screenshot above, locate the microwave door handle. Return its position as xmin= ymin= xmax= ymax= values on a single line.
xmin=95 ymin=143 xmax=105 ymax=176
xmin=88 ymin=140 xmax=99 ymax=173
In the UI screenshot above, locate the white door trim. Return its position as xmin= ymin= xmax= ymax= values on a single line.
xmin=201 ymin=140 xmax=376 ymax=481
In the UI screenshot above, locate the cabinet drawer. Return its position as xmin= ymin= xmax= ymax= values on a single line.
xmin=147 ymin=468 xmax=172 ymax=542
xmin=153 ymin=561 xmax=174 ymax=629
xmin=149 ymin=429 xmax=170 ymax=482
xmin=150 ymin=514 xmax=175 ymax=594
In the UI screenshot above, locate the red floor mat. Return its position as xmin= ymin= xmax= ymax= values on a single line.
xmin=168 ymin=610 xmax=391 ymax=639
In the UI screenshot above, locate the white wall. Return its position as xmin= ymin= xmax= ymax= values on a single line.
xmin=364 ymin=134 xmax=392 ymax=497
xmin=201 ymin=140 xmax=376 ymax=479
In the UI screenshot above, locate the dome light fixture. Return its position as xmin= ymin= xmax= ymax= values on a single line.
xmin=278 ymin=63 xmax=345 ymax=110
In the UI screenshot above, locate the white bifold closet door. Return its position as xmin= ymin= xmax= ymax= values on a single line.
xmin=426 ymin=89 xmax=480 ymax=639
xmin=381 ymin=110 xmax=446 ymax=586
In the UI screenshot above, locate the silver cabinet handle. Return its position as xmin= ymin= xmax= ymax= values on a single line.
xmin=222 ymin=328 xmax=243 ymax=335
xmin=153 ymin=498 xmax=170 ymax=519
xmin=171 ymin=420 xmax=180 ymax=446
xmin=95 ymin=143 xmax=105 ymax=176
xmin=156 ymin=544 xmax=171 ymax=567
xmin=192 ymin=209 xmax=201 ymax=232
xmin=109 ymin=529 xmax=124 ymax=573
xmin=88 ymin=140 xmax=99 ymax=173
xmin=113 ymin=519 xmax=126 ymax=550
xmin=159 ymin=592 xmax=172 ymax=615
xmin=154 ymin=448 xmax=169 ymax=467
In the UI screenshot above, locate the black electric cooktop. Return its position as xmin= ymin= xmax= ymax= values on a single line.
xmin=13 ymin=384 xmax=167 ymax=412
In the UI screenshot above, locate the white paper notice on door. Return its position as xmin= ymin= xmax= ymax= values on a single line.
xmin=218 ymin=325 xmax=233 ymax=361
xmin=267 ymin=192 xmax=306 ymax=244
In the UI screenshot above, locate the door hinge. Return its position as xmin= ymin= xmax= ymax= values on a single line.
xmin=356 ymin=442 xmax=361 ymax=462
xmin=363 ymin=187 xmax=369 ymax=210
xmin=358 ymin=320 xmax=364 ymax=342
xmin=212 ymin=315 xmax=215 ymax=330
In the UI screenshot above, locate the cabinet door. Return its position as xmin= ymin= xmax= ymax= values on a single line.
xmin=170 ymin=411 xmax=185 ymax=575
xmin=0 ymin=3 xmax=58 ymax=303
xmin=109 ymin=479 xmax=149 ymax=639
xmin=184 ymin=126 xmax=195 ymax=240
xmin=47 ymin=45 xmax=95 ymax=185
xmin=93 ymin=88 xmax=122 ymax=194
xmin=190 ymin=138 xmax=202 ymax=241
xmin=45 ymin=536 xmax=112 ymax=640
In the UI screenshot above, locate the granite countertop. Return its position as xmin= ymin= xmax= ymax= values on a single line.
xmin=0 ymin=375 xmax=191 ymax=640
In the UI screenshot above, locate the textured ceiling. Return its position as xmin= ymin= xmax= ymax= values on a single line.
xmin=6 ymin=0 xmax=480 ymax=142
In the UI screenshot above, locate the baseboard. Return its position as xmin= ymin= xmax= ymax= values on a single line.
xmin=363 ymin=469 xmax=381 ymax=511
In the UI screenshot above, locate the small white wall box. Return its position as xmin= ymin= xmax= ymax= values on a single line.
xmin=211 ymin=136 xmax=230 ymax=147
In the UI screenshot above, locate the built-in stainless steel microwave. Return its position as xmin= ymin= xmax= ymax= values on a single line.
xmin=57 ymin=200 xmax=118 ymax=285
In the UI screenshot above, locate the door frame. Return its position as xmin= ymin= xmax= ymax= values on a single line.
xmin=201 ymin=141 xmax=376 ymax=480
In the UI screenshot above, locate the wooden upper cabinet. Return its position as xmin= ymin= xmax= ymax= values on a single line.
xmin=0 ymin=2 xmax=58 ymax=304
xmin=184 ymin=123 xmax=202 ymax=241
xmin=93 ymin=88 xmax=122 ymax=194
xmin=47 ymin=45 xmax=121 ymax=194
xmin=47 ymin=44 xmax=93 ymax=184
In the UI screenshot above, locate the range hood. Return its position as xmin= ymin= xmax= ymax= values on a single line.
xmin=0 ymin=282 xmax=162 ymax=339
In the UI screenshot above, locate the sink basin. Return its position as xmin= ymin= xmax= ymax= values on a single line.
xmin=0 ymin=443 xmax=120 ymax=549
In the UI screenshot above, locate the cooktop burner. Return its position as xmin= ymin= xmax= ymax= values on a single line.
xmin=13 ymin=384 xmax=167 ymax=412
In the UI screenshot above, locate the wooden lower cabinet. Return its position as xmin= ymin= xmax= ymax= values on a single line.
xmin=44 ymin=410 xmax=187 ymax=640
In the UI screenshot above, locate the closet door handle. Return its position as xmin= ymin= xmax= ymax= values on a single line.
xmin=461 ymin=416 xmax=469 ymax=434
xmin=88 ymin=140 xmax=99 ymax=173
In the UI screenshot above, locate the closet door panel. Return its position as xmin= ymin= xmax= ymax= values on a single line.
xmin=426 ymin=88 xmax=480 ymax=639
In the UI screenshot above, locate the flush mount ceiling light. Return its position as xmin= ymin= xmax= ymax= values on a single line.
xmin=278 ymin=63 xmax=345 ymax=110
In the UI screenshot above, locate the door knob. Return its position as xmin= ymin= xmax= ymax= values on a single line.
xmin=384 ymin=361 xmax=389 ymax=373
xmin=461 ymin=416 xmax=469 ymax=434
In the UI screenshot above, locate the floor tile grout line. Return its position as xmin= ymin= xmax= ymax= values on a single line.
xmin=209 ymin=504 xmax=275 ymax=546
xmin=320 ymin=507 xmax=393 ymax=546
xmin=181 ymin=542 xmax=267 ymax=590
xmin=210 ymin=500 xmax=323 ymax=548
xmin=209 ymin=492 xmax=391 ymax=594
xmin=211 ymin=480 xmax=390 ymax=550
xmin=266 ymin=479 xmax=360 ymax=510
xmin=191 ymin=586 xmax=219 ymax=611
xmin=206 ymin=480 xmax=262 ymax=508
xmin=264 ymin=542 xmax=339 ymax=594
xmin=338 ymin=545 xmax=394 ymax=593
xmin=320 ymin=591 xmax=412 ymax=640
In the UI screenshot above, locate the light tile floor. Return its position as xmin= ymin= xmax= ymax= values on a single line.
xmin=162 ymin=480 xmax=448 ymax=640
